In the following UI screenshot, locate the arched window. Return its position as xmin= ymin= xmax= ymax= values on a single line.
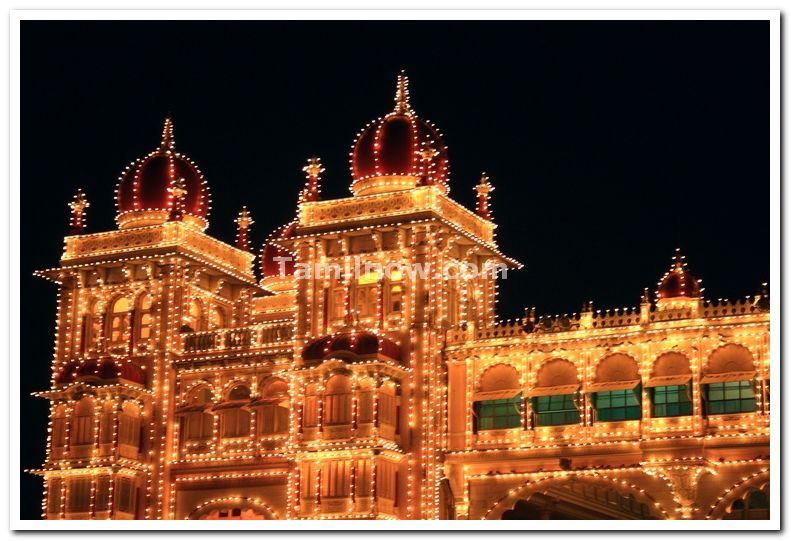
xmin=387 ymin=269 xmax=403 ymax=315
xmin=183 ymin=300 xmax=202 ymax=332
xmin=220 ymin=385 xmax=251 ymax=438
xmin=108 ymin=297 xmax=131 ymax=345
xmin=529 ymin=359 xmax=580 ymax=427
xmin=378 ymin=381 xmax=398 ymax=428
xmin=647 ymin=353 xmax=692 ymax=418
xmin=702 ymin=345 xmax=757 ymax=415
xmin=51 ymin=405 xmax=67 ymax=458
xmin=71 ymin=397 xmax=95 ymax=446
xmin=303 ymin=383 xmax=319 ymax=428
xmin=136 ymin=294 xmax=153 ymax=344
xmin=357 ymin=379 xmax=374 ymax=424
xmin=182 ymin=386 xmax=214 ymax=442
xmin=209 ymin=306 xmax=225 ymax=330
xmin=119 ymin=402 xmax=142 ymax=456
xmin=590 ymin=354 xmax=642 ymax=422
xmin=725 ymin=487 xmax=769 ymax=520
xmin=324 ymin=374 xmax=352 ymax=426
xmin=84 ymin=298 xmax=102 ymax=353
xmin=355 ymin=272 xmax=379 ymax=318
xmin=257 ymin=378 xmax=290 ymax=436
xmin=473 ymin=364 xmax=522 ymax=432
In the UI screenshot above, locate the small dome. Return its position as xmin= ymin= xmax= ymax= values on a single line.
xmin=302 ymin=327 xmax=402 ymax=365
xmin=116 ymin=116 xmax=210 ymax=230
xmin=657 ymin=249 xmax=701 ymax=300
xmin=56 ymin=358 xmax=146 ymax=386
xmin=350 ymin=73 xmax=449 ymax=196
xmin=260 ymin=222 xmax=297 ymax=278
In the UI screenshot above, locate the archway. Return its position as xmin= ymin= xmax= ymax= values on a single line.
xmin=490 ymin=474 xmax=664 ymax=520
xmin=187 ymin=497 xmax=277 ymax=520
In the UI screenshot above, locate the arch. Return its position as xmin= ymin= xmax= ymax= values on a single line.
xmin=208 ymin=306 xmax=225 ymax=330
xmin=484 ymin=472 xmax=667 ymax=520
xmin=227 ymin=384 xmax=251 ymax=401
xmin=704 ymin=344 xmax=756 ymax=377
xmin=478 ymin=363 xmax=521 ymax=393
xmin=184 ymin=299 xmax=203 ymax=332
xmin=185 ymin=383 xmax=214 ymax=406
xmin=181 ymin=385 xmax=214 ymax=442
xmin=646 ymin=351 xmax=692 ymax=390
xmin=187 ymin=496 xmax=278 ymax=520
xmin=594 ymin=353 xmax=640 ymax=384
xmin=706 ymin=469 xmax=769 ymax=519
xmin=535 ymin=358 xmax=578 ymax=388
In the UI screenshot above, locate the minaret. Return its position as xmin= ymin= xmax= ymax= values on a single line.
xmin=68 ymin=189 xmax=89 ymax=235
xmin=234 ymin=206 xmax=254 ymax=251
xmin=475 ymin=173 xmax=494 ymax=221
xmin=167 ymin=177 xmax=187 ymax=222
xmin=300 ymin=157 xmax=323 ymax=203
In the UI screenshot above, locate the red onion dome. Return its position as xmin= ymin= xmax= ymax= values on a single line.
xmin=116 ymin=116 xmax=211 ymax=230
xmin=56 ymin=358 xmax=146 ymax=386
xmin=302 ymin=327 xmax=402 ymax=365
xmin=260 ymin=221 xmax=297 ymax=279
xmin=657 ymin=249 xmax=701 ymax=300
xmin=350 ymin=72 xmax=449 ymax=197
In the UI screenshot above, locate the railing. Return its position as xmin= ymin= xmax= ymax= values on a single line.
xmin=182 ymin=321 xmax=293 ymax=354
xmin=467 ymin=297 xmax=768 ymax=341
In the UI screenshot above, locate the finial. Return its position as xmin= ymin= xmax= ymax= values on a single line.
xmin=300 ymin=156 xmax=324 ymax=203
xmin=68 ymin=188 xmax=90 ymax=235
xmin=235 ymin=206 xmax=254 ymax=251
xmin=641 ymin=287 xmax=650 ymax=304
xmin=161 ymin=115 xmax=175 ymax=150
xmin=394 ymin=70 xmax=411 ymax=114
xmin=474 ymin=172 xmax=494 ymax=221
xmin=167 ymin=177 xmax=187 ymax=221
xmin=672 ymin=247 xmax=685 ymax=270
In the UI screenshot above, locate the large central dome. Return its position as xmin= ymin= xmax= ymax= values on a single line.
xmin=350 ymin=73 xmax=449 ymax=196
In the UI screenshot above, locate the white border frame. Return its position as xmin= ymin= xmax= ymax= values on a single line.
xmin=7 ymin=9 xmax=781 ymax=532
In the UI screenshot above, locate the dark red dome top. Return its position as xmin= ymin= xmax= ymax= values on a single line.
xmin=260 ymin=222 xmax=297 ymax=278
xmin=302 ymin=327 xmax=402 ymax=364
xmin=56 ymin=358 xmax=146 ymax=386
xmin=350 ymin=74 xmax=449 ymax=192
xmin=117 ymin=117 xmax=210 ymax=224
xmin=657 ymin=250 xmax=701 ymax=300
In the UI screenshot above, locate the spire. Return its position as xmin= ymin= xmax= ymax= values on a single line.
xmin=672 ymin=247 xmax=686 ymax=271
xmin=167 ymin=177 xmax=187 ymax=221
xmin=68 ymin=188 xmax=90 ymax=235
xmin=394 ymin=70 xmax=412 ymax=114
xmin=300 ymin=156 xmax=324 ymax=203
xmin=474 ymin=173 xmax=494 ymax=221
xmin=160 ymin=114 xmax=175 ymax=150
xmin=235 ymin=206 xmax=254 ymax=251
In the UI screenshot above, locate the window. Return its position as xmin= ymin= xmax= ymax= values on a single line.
xmin=183 ymin=387 xmax=214 ymax=441
xmin=47 ymin=478 xmax=62 ymax=514
xmin=379 ymin=384 xmax=398 ymax=427
xmin=116 ymin=477 xmax=136 ymax=514
xmin=184 ymin=300 xmax=202 ymax=332
xmin=388 ymin=269 xmax=403 ymax=314
xmin=99 ymin=402 xmax=114 ymax=445
xmin=85 ymin=299 xmax=102 ymax=352
xmin=324 ymin=375 xmax=352 ymax=425
xmin=258 ymin=379 xmax=289 ymax=436
xmin=72 ymin=398 xmax=95 ymax=445
xmin=651 ymin=383 xmax=692 ymax=417
xmin=356 ymin=272 xmax=379 ymax=318
xmin=594 ymin=386 xmax=642 ymax=422
xmin=108 ymin=297 xmax=131 ymax=345
xmin=357 ymin=380 xmax=374 ymax=424
xmin=221 ymin=385 xmax=251 ymax=438
xmin=331 ymin=288 xmax=346 ymax=321
xmin=228 ymin=385 xmax=251 ymax=401
xmin=95 ymin=476 xmax=111 ymax=511
xmin=67 ymin=478 xmax=91 ymax=513
xmin=376 ymin=460 xmax=398 ymax=501
xmin=705 ymin=380 xmax=756 ymax=415
xmin=321 ymin=460 xmax=350 ymax=498
xmin=303 ymin=384 xmax=319 ymax=428
xmin=119 ymin=403 xmax=141 ymax=448
xmin=533 ymin=394 xmax=580 ymax=426
xmin=51 ymin=406 xmax=67 ymax=451
xmin=474 ymin=393 xmax=522 ymax=431
xmin=137 ymin=294 xmax=153 ymax=342
xmin=209 ymin=307 xmax=225 ymax=330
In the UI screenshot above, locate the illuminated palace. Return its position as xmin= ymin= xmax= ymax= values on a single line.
xmin=32 ymin=74 xmax=770 ymax=521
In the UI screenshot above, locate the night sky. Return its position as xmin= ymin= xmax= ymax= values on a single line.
xmin=19 ymin=20 xmax=768 ymax=519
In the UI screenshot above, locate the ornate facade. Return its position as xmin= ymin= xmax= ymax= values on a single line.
xmin=32 ymin=74 xmax=770 ymax=521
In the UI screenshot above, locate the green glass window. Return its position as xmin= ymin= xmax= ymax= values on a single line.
xmin=651 ymin=383 xmax=692 ymax=417
xmin=593 ymin=385 xmax=641 ymax=422
xmin=705 ymin=380 xmax=756 ymax=415
xmin=474 ymin=393 xmax=522 ymax=431
xmin=532 ymin=394 xmax=580 ymax=426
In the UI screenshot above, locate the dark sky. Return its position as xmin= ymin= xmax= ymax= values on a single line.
xmin=19 ymin=20 xmax=768 ymax=519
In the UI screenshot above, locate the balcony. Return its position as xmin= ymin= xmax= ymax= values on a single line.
xmin=181 ymin=321 xmax=293 ymax=355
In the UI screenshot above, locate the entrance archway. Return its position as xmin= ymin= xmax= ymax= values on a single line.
xmin=187 ymin=497 xmax=277 ymax=520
